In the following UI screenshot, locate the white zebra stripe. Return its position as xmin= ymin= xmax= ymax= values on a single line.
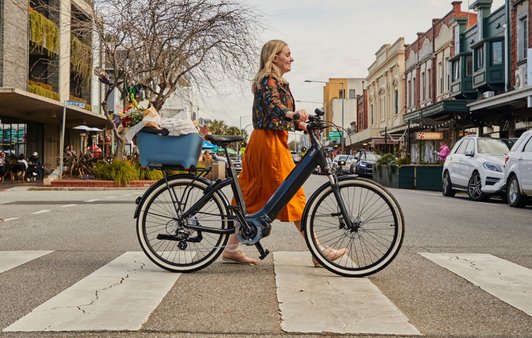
xmin=0 ymin=251 xmax=53 ymax=274
xmin=274 ymin=251 xmax=420 ymax=335
xmin=420 ymin=253 xmax=532 ymax=316
xmin=3 ymin=252 xmax=181 ymax=332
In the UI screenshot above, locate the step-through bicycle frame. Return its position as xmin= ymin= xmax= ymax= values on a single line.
xmin=134 ymin=113 xmax=355 ymax=257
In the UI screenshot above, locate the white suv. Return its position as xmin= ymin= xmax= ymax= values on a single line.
xmin=442 ymin=135 xmax=510 ymax=201
xmin=504 ymin=130 xmax=532 ymax=207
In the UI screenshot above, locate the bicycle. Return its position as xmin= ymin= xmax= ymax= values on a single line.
xmin=135 ymin=109 xmax=404 ymax=277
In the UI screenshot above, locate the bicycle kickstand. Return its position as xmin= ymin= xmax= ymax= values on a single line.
xmin=254 ymin=241 xmax=270 ymax=260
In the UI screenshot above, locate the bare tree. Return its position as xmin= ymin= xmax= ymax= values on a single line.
xmin=76 ymin=0 xmax=261 ymax=157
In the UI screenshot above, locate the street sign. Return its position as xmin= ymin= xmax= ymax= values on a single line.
xmin=328 ymin=131 xmax=342 ymax=140
xmin=66 ymin=100 xmax=86 ymax=109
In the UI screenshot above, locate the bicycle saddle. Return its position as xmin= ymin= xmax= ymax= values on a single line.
xmin=205 ymin=134 xmax=244 ymax=147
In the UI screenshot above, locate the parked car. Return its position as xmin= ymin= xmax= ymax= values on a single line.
xmin=504 ymin=130 xmax=532 ymax=207
xmin=333 ymin=154 xmax=355 ymax=173
xmin=350 ymin=150 xmax=380 ymax=178
xmin=442 ymin=135 xmax=510 ymax=201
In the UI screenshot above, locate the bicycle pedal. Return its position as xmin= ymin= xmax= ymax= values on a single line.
xmin=259 ymin=249 xmax=270 ymax=260
xmin=255 ymin=242 xmax=270 ymax=260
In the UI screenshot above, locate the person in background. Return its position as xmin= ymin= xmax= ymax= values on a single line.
xmin=0 ymin=151 xmax=7 ymax=182
xmin=439 ymin=141 xmax=450 ymax=163
xmin=10 ymin=153 xmax=28 ymax=181
xmin=28 ymin=152 xmax=42 ymax=180
xmin=221 ymin=39 xmax=347 ymax=266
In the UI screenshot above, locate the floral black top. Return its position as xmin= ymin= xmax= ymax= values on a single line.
xmin=252 ymin=76 xmax=295 ymax=131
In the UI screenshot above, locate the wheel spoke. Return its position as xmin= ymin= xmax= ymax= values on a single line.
xmin=137 ymin=178 xmax=230 ymax=272
xmin=305 ymin=179 xmax=404 ymax=277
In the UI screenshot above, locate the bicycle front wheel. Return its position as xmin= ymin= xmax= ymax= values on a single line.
xmin=303 ymin=178 xmax=404 ymax=277
xmin=137 ymin=176 xmax=231 ymax=273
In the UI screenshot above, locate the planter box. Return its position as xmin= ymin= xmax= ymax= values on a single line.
xmin=374 ymin=164 xmax=442 ymax=191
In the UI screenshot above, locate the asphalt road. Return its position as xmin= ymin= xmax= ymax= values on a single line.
xmin=0 ymin=175 xmax=531 ymax=337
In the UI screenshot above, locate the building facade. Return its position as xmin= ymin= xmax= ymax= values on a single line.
xmin=352 ymin=38 xmax=406 ymax=153
xmin=466 ymin=0 xmax=532 ymax=137
xmin=404 ymin=1 xmax=477 ymax=163
xmin=0 ymin=0 xmax=107 ymax=172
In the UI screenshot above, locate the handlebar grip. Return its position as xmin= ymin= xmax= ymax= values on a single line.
xmin=140 ymin=127 xmax=169 ymax=136
xmin=314 ymin=108 xmax=325 ymax=116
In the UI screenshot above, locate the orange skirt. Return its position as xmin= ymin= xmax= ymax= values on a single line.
xmin=235 ymin=128 xmax=306 ymax=222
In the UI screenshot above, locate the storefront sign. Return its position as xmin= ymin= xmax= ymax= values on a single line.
xmin=415 ymin=132 xmax=443 ymax=140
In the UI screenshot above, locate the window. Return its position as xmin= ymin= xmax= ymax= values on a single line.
xmin=349 ymin=89 xmax=356 ymax=99
xmin=407 ymin=80 xmax=411 ymax=106
xmin=339 ymin=89 xmax=345 ymax=99
xmin=474 ymin=47 xmax=484 ymax=70
xmin=524 ymin=137 xmax=532 ymax=152
xmin=491 ymin=41 xmax=503 ymax=65
xmin=422 ymin=72 xmax=426 ymax=101
xmin=452 ymin=60 xmax=459 ymax=81
xmin=428 ymin=68 xmax=432 ymax=100
xmin=446 ymin=57 xmax=451 ymax=90
xmin=455 ymin=139 xmax=468 ymax=154
xmin=370 ymin=104 xmax=374 ymax=125
xmin=465 ymin=55 xmax=472 ymax=76
xmin=519 ymin=16 xmax=528 ymax=61
xmin=394 ymin=89 xmax=398 ymax=114
xmin=438 ymin=62 xmax=443 ymax=94
xmin=465 ymin=139 xmax=475 ymax=154
xmin=380 ymin=96 xmax=385 ymax=121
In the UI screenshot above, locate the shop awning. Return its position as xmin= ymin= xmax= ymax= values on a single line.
xmin=468 ymin=86 xmax=532 ymax=113
xmin=404 ymin=99 xmax=470 ymax=123
xmin=0 ymin=87 xmax=110 ymax=128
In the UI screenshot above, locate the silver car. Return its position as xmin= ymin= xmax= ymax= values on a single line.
xmin=504 ymin=130 xmax=532 ymax=207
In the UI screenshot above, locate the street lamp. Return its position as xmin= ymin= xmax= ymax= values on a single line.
xmin=305 ymin=80 xmax=345 ymax=154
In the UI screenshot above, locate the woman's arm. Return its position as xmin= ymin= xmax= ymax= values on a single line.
xmin=261 ymin=77 xmax=309 ymax=128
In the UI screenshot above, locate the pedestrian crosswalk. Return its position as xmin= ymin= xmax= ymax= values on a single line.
xmin=1 ymin=250 xmax=531 ymax=335
xmin=4 ymin=252 xmax=181 ymax=332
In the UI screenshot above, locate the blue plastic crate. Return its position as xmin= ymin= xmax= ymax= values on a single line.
xmin=136 ymin=132 xmax=203 ymax=169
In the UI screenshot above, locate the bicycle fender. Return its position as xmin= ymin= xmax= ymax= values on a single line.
xmin=133 ymin=174 xmax=215 ymax=219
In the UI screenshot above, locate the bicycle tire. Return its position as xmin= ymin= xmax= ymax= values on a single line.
xmin=137 ymin=176 xmax=231 ymax=272
xmin=303 ymin=177 xmax=404 ymax=277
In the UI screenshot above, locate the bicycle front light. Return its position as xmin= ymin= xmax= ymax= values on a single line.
xmin=482 ymin=162 xmax=502 ymax=172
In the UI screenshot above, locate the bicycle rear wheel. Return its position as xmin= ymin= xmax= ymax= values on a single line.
xmin=303 ymin=178 xmax=404 ymax=277
xmin=137 ymin=176 xmax=231 ymax=272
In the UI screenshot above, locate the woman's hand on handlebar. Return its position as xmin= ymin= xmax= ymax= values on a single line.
xmin=286 ymin=109 xmax=309 ymax=123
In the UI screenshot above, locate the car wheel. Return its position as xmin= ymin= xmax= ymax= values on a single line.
xmin=467 ymin=172 xmax=489 ymax=201
xmin=442 ymin=171 xmax=456 ymax=197
xmin=507 ymin=175 xmax=526 ymax=207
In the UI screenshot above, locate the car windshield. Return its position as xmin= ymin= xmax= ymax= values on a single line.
xmin=477 ymin=138 xmax=509 ymax=155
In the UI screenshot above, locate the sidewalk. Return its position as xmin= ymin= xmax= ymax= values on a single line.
xmin=0 ymin=180 xmax=155 ymax=191
xmin=0 ymin=181 xmax=43 ymax=191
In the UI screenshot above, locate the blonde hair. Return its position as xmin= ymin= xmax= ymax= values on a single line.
xmin=252 ymin=40 xmax=288 ymax=92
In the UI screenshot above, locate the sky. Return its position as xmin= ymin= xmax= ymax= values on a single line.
xmin=198 ymin=0 xmax=505 ymax=130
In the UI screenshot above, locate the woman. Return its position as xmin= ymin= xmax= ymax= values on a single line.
xmin=222 ymin=40 xmax=347 ymax=266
